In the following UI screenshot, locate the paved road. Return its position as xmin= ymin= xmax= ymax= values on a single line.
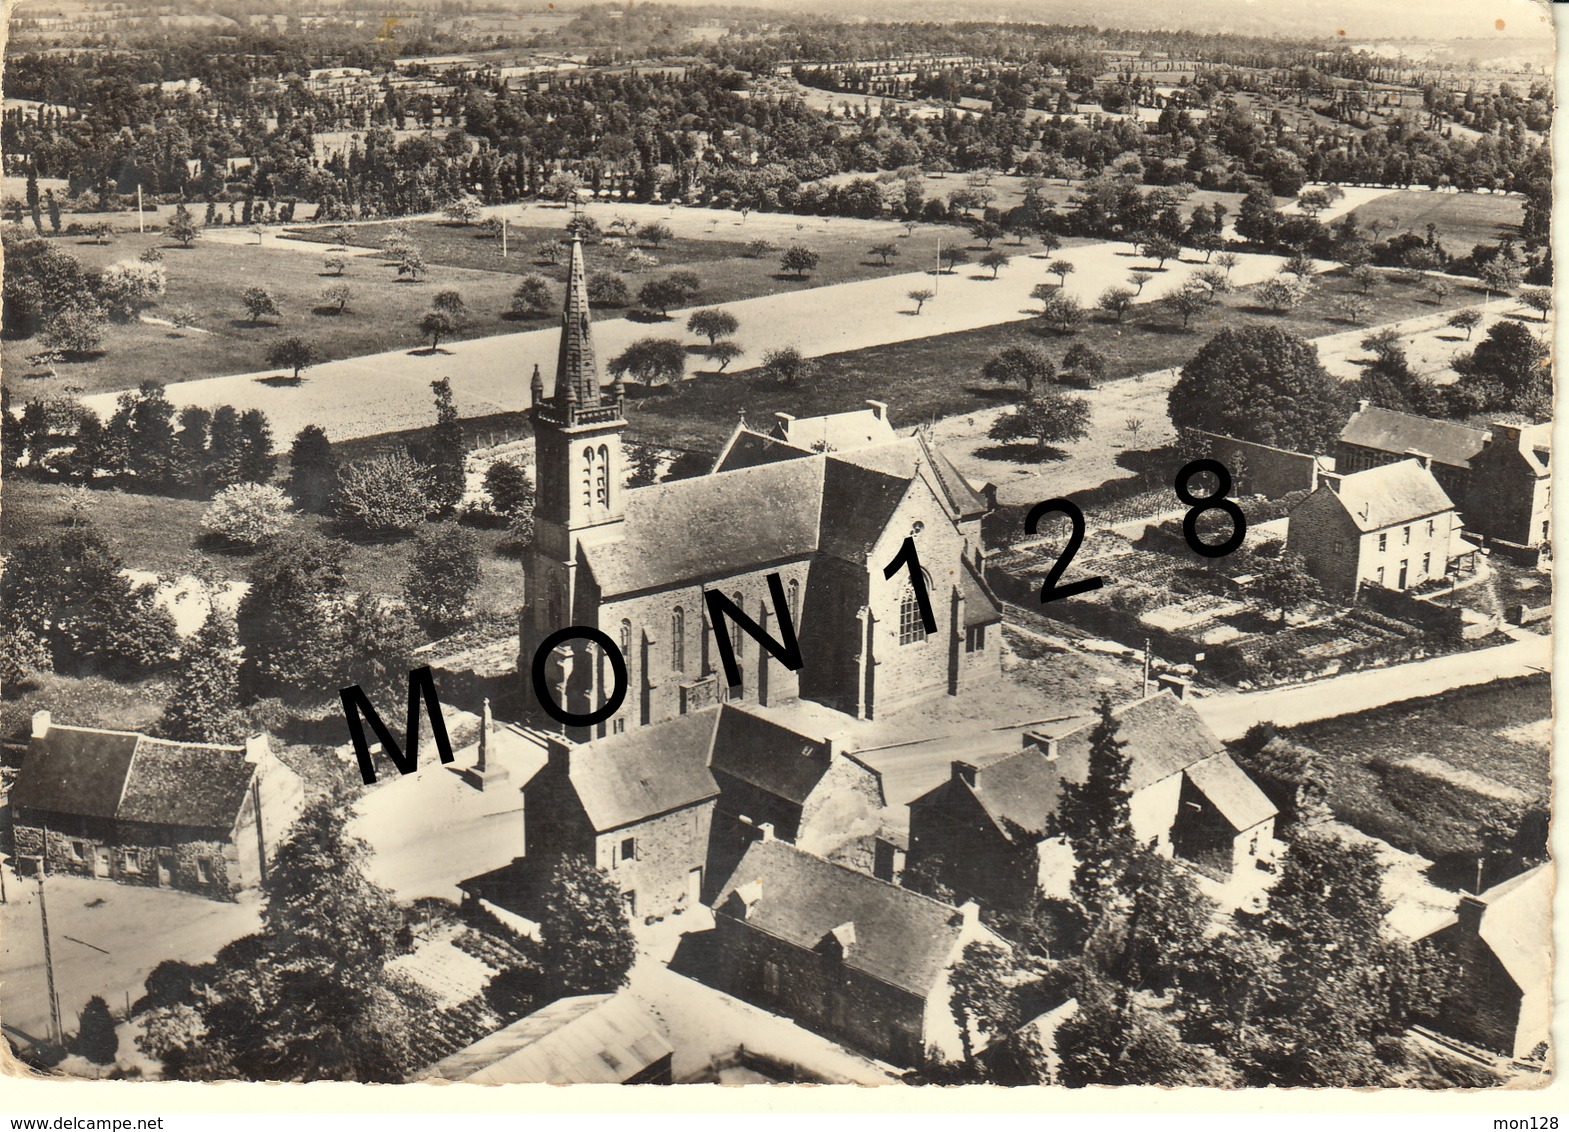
xmin=1191 ymin=629 xmax=1552 ymax=740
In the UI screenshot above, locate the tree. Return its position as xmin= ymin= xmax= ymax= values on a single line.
xmin=1052 ymin=694 xmax=1137 ymax=918
xmin=1038 ymin=292 xmax=1086 ymax=335
xmin=237 ymin=409 xmax=275 ymax=484
xmin=1282 ymin=251 xmax=1316 ymax=279
xmin=202 ymin=483 xmax=291 ymax=547
xmin=242 ymin=288 xmax=280 ymax=324
xmin=1169 ymin=327 xmax=1352 ymax=453
xmin=1258 ymin=275 xmax=1310 ymax=313
xmin=988 ymin=390 xmax=1092 ymax=454
xmin=236 ymin=530 xmax=349 ymax=699
xmin=780 ymin=245 xmax=821 ymax=278
xmin=432 ymin=289 xmax=467 ymax=320
xmin=484 ymin=458 xmax=534 ymax=518
xmin=1215 ymin=252 xmax=1241 ymax=277
xmin=608 ymin=337 xmax=687 ymax=389
xmin=586 ymin=272 xmax=630 ymax=308
xmin=761 ymin=345 xmax=815 ymax=386
xmin=972 ymin=220 xmax=1005 ymax=248
xmin=869 ymin=242 xmax=900 ymax=266
xmin=639 ymin=220 xmax=673 ymax=249
xmin=336 ymin=451 xmax=434 ymax=534
xmin=266 ymin=336 xmax=319 ymax=380
xmin=745 ymin=237 xmax=775 ymax=259
xmin=1097 ymin=286 xmax=1135 ymax=323
xmin=1062 ymin=343 xmax=1107 ymax=384
xmin=156 ymin=608 xmax=246 ymax=744
xmin=535 ymin=854 xmax=637 ymax=997
xmin=418 ymin=309 xmax=455 ymax=349
xmin=637 ymin=275 xmax=697 ymax=317
xmin=982 ymin=343 xmax=1055 ymax=393
xmin=1127 ymin=270 xmax=1153 ymax=296
xmin=686 ymin=308 xmax=738 ymax=345
xmin=1447 ymin=309 xmax=1483 ymax=340
xmin=941 ymin=246 xmax=971 ymax=273
xmin=324 ymin=251 xmax=349 ymax=276
xmin=1057 ymin=974 xmax=1235 ymax=1088
xmin=703 ymin=341 xmax=744 ymax=371
xmin=286 ymin=425 xmax=337 ymax=512
xmin=397 ymin=247 xmax=426 ymax=281
xmin=1452 ymin=320 xmax=1551 ymax=417
xmin=1520 ymin=287 xmax=1552 ymax=322
xmin=510 ymin=275 xmax=554 ymax=317
xmin=1479 ymin=255 xmax=1522 ymax=296
xmin=404 ymin=523 xmax=482 ymax=634
xmin=1047 ymin=259 xmax=1074 ymax=287
xmin=908 ymin=288 xmax=934 ymax=315
xmin=981 ymin=250 xmax=1009 ymax=278
xmin=443 ymin=194 xmax=482 ymax=225
xmin=73 ymin=996 xmax=119 ymax=1069
xmin=168 ymin=204 xmax=200 ymax=249
xmin=949 ymin=940 xmax=1018 ymax=1067
xmin=99 ymin=261 xmax=166 ymax=321
xmin=415 ymin=378 xmax=465 ymax=514
xmin=41 ymin=304 xmax=106 ymax=357
xmin=1138 ymin=235 xmax=1181 ymax=269
xmin=1252 ymin=552 xmax=1322 ymax=619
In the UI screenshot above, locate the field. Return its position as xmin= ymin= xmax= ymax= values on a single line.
xmin=621 ymin=263 xmax=1482 ymax=453
xmin=1343 ymin=189 xmax=1524 ymax=257
xmin=1284 ymin=674 xmax=1551 ymax=883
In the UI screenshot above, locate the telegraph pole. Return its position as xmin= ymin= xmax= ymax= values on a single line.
xmin=137 ymin=185 xmax=144 ymax=234
xmin=1142 ymin=638 xmax=1152 ymax=698
xmin=29 ymin=854 xmax=62 ymax=1045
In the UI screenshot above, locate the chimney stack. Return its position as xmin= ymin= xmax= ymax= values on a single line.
xmin=958 ymin=899 xmax=980 ymax=930
xmin=954 ymin=761 xmax=978 ymax=787
xmin=756 ymin=821 xmax=775 ymax=843
xmin=244 ymin=733 xmax=269 ymax=764
xmin=1404 ymin=449 xmax=1433 ymax=472
xmin=31 ymin=710 xmax=51 ymax=739
xmin=1156 ymin=673 xmax=1191 ymax=700
xmin=865 ymin=399 xmax=888 ymax=421
xmin=1357 ymin=399 xmax=1370 ymax=413
xmin=1456 ymin=894 xmax=1487 ymax=936
xmin=546 ymin=735 xmax=572 ymax=777
xmin=1320 ymin=471 xmax=1343 ymax=494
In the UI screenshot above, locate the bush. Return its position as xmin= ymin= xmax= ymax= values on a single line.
xmin=404 ymin=523 xmax=482 ymax=633
xmin=336 ymin=451 xmax=434 ymax=533
xmin=202 ymin=483 xmax=292 ymax=547
xmin=483 ymin=458 xmax=534 ymax=517
xmin=98 ymin=260 xmax=166 ymax=321
xmin=586 ymin=272 xmax=630 ymax=308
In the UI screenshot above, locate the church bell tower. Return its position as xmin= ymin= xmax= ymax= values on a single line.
xmin=520 ymin=236 xmax=627 ymax=728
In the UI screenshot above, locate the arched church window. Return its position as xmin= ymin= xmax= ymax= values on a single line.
xmin=671 ymin=607 xmax=685 ymax=672
xmin=619 ymin=619 xmax=632 ymax=654
xmin=787 ymin=578 xmax=800 ymax=622
xmin=596 ymin=444 xmax=610 ymax=507
xmin=898 ymin=584 xmax=927 ymax=646
xmin=582 ymin=446 xmax=594 ymax=508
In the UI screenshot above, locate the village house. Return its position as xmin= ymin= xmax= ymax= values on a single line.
xmin=519 ymin=239 xmax=1001 ymax=740
xmin=10 ymin=713 xmax=305 ymax=901
xmin=905 ymin=689 xmax=1278 ymax=918
xmin=1336 ymin=404 xmax=1551 ymax=550
xmin=1417 ymin=864 xmax=1551 ymax=1062
xmin=1286 ymin=458 xmax=1475 ymax=598
xmin=421 ymin=993 xmax=674 ymax=1084
xmin=709 ymin=836 xmax=1008 ymax=1068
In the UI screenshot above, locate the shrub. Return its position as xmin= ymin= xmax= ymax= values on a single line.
xmin=202 ymin=483 xmax=292 ymax=547
xmin=586 ymin=272 xmax=630 ymax=308
xmin=336 ymin=451 xmax=434 ymax=533
xmin=404 ymin=523 xmax=482 ymax=633
xmin=98 ymin=260 xmax=166 ymax=321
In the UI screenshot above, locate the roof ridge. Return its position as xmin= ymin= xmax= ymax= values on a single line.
xmin=756 ymin=838 xmax=968 ymax=915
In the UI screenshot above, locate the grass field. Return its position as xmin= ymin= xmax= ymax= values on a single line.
xmin=1284 ymin=674 xmax=1551 ymax=884
xmin=620 ymin=264 xmax=1482 ymax=452
xmin=1343 ymin=189 xmax=1524 ymax=257
xmin=0 ymin=477 xmax=527 ymax=621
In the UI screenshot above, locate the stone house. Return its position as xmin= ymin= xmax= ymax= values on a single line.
xmin=518 ymin=239 xmax=1000 ymax=740
xmin=1417 ymin=864 xmax=1551 ymax=1061
xmin=1286 ymin=458 xmax=1474 ymax=598
xmin=1336 ymin=404 xmax=1550 ymax=550
xmin=905 ymin=690 xmax=1277 ymax=917
xmin=710 ymin=836 xmax=1008 ymax=1067
xmin=10 ymin=713 xmax=305 ymax=901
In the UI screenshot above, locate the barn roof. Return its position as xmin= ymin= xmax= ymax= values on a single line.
xmin=426 ymin=993 xmax=672 ymax=1084
xmin=564 ymin=711 xmax=719 ymax=831
xmin=1339 ymin=405 xmax=1487 ymax=469
xmin=1320 ymin=459 xmax=1456 ymax=533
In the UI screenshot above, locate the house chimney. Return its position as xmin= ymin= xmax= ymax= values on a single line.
xmin=954 ymin=761 xmax=978 ymax=787
xmin=864 ymin=399 xmax=887 ymax=421
xmin=244 ymin=733 xmax=269 ymax=764
xmin=1490 ymin=421 xmax=1523 ymax=450
xmin=1404 ymin=449 xmax=1433 ymax=472
xmin=546 ymin=735 xmax=572 ymax=777
xmin=1456 ymin=894 xmax=1487 ymax=936
xmin=957 ymin=899 xmax=980 ymax=930
xmin=756 ymin=821 xmax=775 ymax=843
xmin=774 ymin=411 xmax=795 ymax=429
xmin=1156 ymin=673 xmax=1191 ymax=700
xmin=1320 ymin=471 xmax=1343 ymax=494
xmin=31 ymin=710 xmax=51 ymax=739
xmin=1356 ymin=399 xmax=1370 ymax=414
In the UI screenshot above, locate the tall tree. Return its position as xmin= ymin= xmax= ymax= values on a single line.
xmin=157 ymin=608 xmax=246 ymax=744
xmin=72 ymin=995 xmax=119 ymax=1068
xmin=1051 ymin=695 xmax=1136 ymax=920
xmin=416 ymin=378 xmax=466 ymax=514
xmin=237 ymin=409 xmax=275 ymax=484
xmin=236 ymin=530 xmax=348 ymax=702
xmin=534 ymin=854 xmax=637 ymax=997
xmin=403 ymin=523 xmax=482 ymax=634
xmin=285 ymin=425 xmax=338 ymax=513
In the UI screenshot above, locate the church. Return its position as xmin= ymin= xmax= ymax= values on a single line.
xmin=519 ymin=238 xmax=1003 ymax=739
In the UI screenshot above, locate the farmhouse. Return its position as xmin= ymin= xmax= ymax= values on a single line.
xmin=906 ymin=689 xmax=1278 ymax=917
xmin=10 ymin=712 xmax=305 ymax=901
xmin=710 ymin=836 xmax=1008 ymax=1067
xmin=1286 ymin=459 xmax=1474 ymax=597
xmin=519 ymin=238 xmax=1002 ymax=740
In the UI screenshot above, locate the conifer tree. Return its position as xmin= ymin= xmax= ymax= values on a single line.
xmin=1051 ymin=694 xmax=1137 ymax=919
xmin=72 ymin=996 xmax=119 ymax=1067
xmin=207 ymin=405 xmax=243 ymax=487
xmin=157 ymin=608 xmax=246 ymax=744
xmin=174 ymin=405 xmax=212 ymax=489
xmin=286 ymin=425 xmax=338 ymax=512
xmin=236 ymin=409 xmax=275 ymax=484
xmin=419 ymin=378 xmax=466 ymax=514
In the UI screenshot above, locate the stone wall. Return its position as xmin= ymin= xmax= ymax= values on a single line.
xmin=15 ymin=812 xmax=238 ymax=900
xmin=595 ymin=800 xmax=714 ymax=918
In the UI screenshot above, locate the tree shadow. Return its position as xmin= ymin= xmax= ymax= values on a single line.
xmin=255 ymin=374 xmax=303 ymax=386
xmin=770 ymin=273 xmax=813 ymax=283
xmin=975 ymin=442 xmax=1073 ymax=463
xmin=502 ymin=310 xmax=547 ymax=323
xmin=409 ymin=346 xmax=453 ymax=356
xmin=1436 ymin=333 xmax=1466 ymax=343
xmin=625 ymin=309 xmax=669 ymax=323
xmin=229 ymin=318 xmax=279 ymax=330
xmin=311 ymin=306 xmax=346 ymax=317
xmin=961 ymin=384 xmax=1023 ymax=402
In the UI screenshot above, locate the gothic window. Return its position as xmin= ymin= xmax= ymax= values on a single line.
xmin=899 ymin=585 xmax=927 ymax=646
xmin=788 ymin=578 xmax=800 ymax=622
xmin=671 ymin=607 xmax=685 ymax=672
xmin=582 ymin=446 xmax=594 ymax=508
xmin=619 ymin=618 xmax=632 ymax=654
xmin=596 ymin=444 xmax=610 ymax=507
xmin=732 ymin=591 xmax=745 ymax=656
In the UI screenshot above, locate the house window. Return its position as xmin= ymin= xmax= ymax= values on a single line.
xmin=1377 ymin=532 xmax=1387 ymax=552
xmin=965 ymin=624 xmax=986 ymax=653
xmin=1403 ymin=525 xmax=1411 ymax=545
xmin=898 ymin=586 xmax=927 ymax=646
xmin=123 ymin=850 xmax=141 ymax=875
xmin=1376 ymin=567 xmax=1385 ymax=586
xmin=787 ymin=578 xmax=800 ymax=622
xmin=1422 ymin=553 xmax=1432 ymax=576
xmin=623 ymin=890 xmax=637 ymax=918
xmin=670 ymin=607 xmax=685 ymax=672
xmin=1332 ymin=540 xmax=1343 ymax=555
xmin=195 ymin=857 xmax=213 ymax=884
xmin=612 ymin=718 xmax=626 ymax=735
xmin=621 ymin=837 xmax=636 ymax=862
xmin=1426 ymin=519 xmax=1435 ymax=537
xmin=619 ymin=619 xmax=632 ymax=655
xmin=69 ymin=841 xmax=86 ymax=862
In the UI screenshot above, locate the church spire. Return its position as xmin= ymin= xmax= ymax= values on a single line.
xmin=553 ymin=236 xmax=600 ymax=417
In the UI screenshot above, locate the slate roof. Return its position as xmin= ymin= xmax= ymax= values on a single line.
xmin=711 ymin=428 xmax=814 ymax=473
xmin=425 ymin=993 xmax=673 ymax=1084
xmin=1422 ymin=864 xmax=1552 ymax=996
xmin=960 ymin=558 xmax=1003 ymax=627
xmin=714 ymin=839 xmax=969 ymax=997
xmin=565 ymin=710 xmax=720 ymax=831
xmin=835 ymin=436 xmax=989 ymax=522
xmin=709 ymin=704 xmax=835 ymax=807
xmin=817 ymin=460 xmax=913 ymax=564
xmin=1183 ymin=754 xmax=1276 ymax=832
xmin=1044 ymin=691 xmax=1228 ymax=794
xmin=772 ymin=407 xmax=899 ymax=452
xmin=13 ymin=724 xmax=257 ymax=831
xmin=1340 ymin=405 xmax=1487 ymax=469
xmin=1319 ymin=459 xmax=1456 ymax=533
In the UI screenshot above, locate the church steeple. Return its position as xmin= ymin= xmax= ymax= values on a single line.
xmin=544 ymin=236 xmax=619 ymax=421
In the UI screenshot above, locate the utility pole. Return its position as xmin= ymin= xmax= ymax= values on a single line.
xmin=30 ymin=854 xmax=62 ymax=1045
xmin=137 ymin=185 xmax=144 ymax=234
xmin=1142 ymin=637 xmax=1152 ymax=698
xmin=501 ymin=217 xmax=507 ymax=259
xmin=933 ymin=236 xmax=941 ymax=295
